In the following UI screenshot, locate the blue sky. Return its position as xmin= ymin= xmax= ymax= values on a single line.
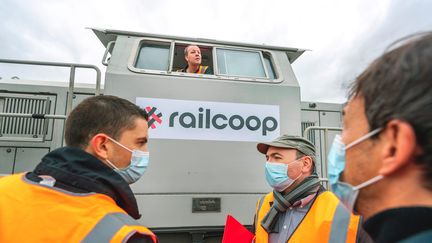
xmin=1 ymin=0 xmax=431 ymax=103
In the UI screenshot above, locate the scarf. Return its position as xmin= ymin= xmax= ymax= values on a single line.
xmin=260 ymin=174 xmax=321 ymax=233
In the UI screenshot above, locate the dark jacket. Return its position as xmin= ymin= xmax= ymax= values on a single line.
xmin=363 ymin=207 xmax=432 ymax=243
xmin=27 ymin=146 xmax=153 ymax=242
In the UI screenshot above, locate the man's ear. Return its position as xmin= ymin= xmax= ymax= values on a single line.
xmin=85 ymin=133 xmax=110 ymax=161
xmin=379 ymin=120 xmax=418 ymax=176
xmin=302 ymin=156 xmax=314 ymax=174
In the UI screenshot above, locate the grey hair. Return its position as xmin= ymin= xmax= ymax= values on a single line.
xmin=184 ymin=45 xmax=199 ymax=56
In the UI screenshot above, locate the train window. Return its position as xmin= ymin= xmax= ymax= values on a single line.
xmin=135 ymin=42 xmax=171 ymax=71
xmin=263 ymin=53 xmax=276 ymax=79
xmin=172 ymin=44 xmax=213 ymax=74
xmin=216 ymin=49 xmax=266 ymax=78
xmin=130 ymin=39 xmax=278 ymax=81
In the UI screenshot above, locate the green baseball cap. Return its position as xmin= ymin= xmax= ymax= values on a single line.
xmin=257 ymin=135 xmax=316 ymax=157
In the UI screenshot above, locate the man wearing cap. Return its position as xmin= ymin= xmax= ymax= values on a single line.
xmin=252 ymin=135 xmax=364 ymax=243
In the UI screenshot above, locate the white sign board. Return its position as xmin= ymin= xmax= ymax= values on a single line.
xmin=136 ymin=98 xmax=280 ymax=142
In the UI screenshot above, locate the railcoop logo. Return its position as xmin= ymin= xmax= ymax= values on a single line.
xmin=145 ymin=106 xmax=162 ymax=129
xmin=136 ymin=97 xmax=280 ymax=142
xmin=168 ymin=108 xmax=277 ymax=135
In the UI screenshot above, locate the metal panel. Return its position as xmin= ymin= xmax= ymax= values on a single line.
xmin=0 ymin=93 xmax=54 ymax=142
xmin=0 ymin=147 xmax=16 ymax=174
xmin=113 ymin=41 xmax=301 ymax=194
xmin=300 ymin=110 xmax=322 ymax=177
xmin=155 ymin=232 xmax=222 ymax=243
xmin=0 ymin=81 xmax=69 ymax=151
xmin=121 ymin=84 xmax=301 ymax=194
xmin=71 ymin=93 xmax=94 ymax=110
xmin=108 ymin=35 xmax=301 ymax=229
xmin=318 ymin=111 xmax=342 ymax=181
xmin=135 ymin=194 xmax=260 ymax=228
xmin=13 ymin=147 xmax=49 ymax=173
xmin=319 ymin=111 xmax=342 ymax=151
xmin=301 ymin=108 xmax=343 ymax=183
xmin=302 ymin=121 xmax=317 ymax=144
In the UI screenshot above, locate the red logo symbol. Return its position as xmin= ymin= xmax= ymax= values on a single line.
xmin=145 ymin=106 xmax=162 ymax=129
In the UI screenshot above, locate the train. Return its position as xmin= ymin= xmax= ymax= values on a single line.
xmin=0 ymin=28 xmax=342 ymax=242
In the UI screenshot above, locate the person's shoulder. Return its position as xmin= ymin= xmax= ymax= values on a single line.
xmin=261 ymin=191 xmax=273 ymax=199
xmin=255 ymin=192 xmax=272 ymax=207
xmin=203 ymin=66 xmax=213 ymax=74
xmin=0 ymin=173 xmax=24 ymax=186
xmin=258 ymin=191 xmax=274 ymax=203
xmin=88 ymin=212 xmax=156 ymax=242
xmin=177 ymin=65 xmax=188 ymax=72
xmin=400 ymin=230 xmax=432 ymax=243
xmin=126 ymin=232 xmax=155 ymax=243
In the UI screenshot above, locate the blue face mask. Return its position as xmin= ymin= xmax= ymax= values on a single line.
xmin=327 ymin=128 xmax=383 ymax=210
xmin=265 ymin=159 xmax=302 ymax=192
xmin=105 ymin=137 xmax=150 ymax=184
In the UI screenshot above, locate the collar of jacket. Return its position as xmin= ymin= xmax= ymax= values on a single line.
xmin=363 ymin=206 xmax=432 ymax=242
xmin=182 ymin=64 xmax=202 ymax=73
xmin=27 ymin=146 xmax=141 ymax=219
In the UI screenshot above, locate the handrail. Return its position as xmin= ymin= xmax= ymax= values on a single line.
xmin=303 ymin=126 xmax=342 ymax=188
xmin=0 ymin=59 xmax=102 ymax=115
xmin=102 ymin=41 xmax=115 ymax=66
xmin=303 ymin=126 xmax=342 ymax=160
xmin=0 ymin=113 xmax=67 ymax=119
xmin=0 ymin=112 xmax=66 ymax=142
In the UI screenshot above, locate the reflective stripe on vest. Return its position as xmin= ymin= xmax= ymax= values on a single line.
xmin=254 ymin=195 xmax=266 ymax=232
xmin=111 ymin=224 xmax=157 ymax=243
xmin=0 ymin=173 xmax=156 ymax=243
xmin=329 ymin=203 xmax=351 ymax=242
xmin=254 ymin=191 xmax=361 ymax=243
xmin=83 ymin=212 xmax=157 ymax=243
xmin=197 ymin=65 xmax=208 ymax=74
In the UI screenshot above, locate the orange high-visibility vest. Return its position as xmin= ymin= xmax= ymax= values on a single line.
xmin=254 ymin=191 xmax=361 ymax=243
xmin=0 ymin=173 xmax=157 ymax=243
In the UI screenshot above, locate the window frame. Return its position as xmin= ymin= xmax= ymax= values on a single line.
xmin=263 ymin=51 xmax=278 ymax=80
xmin=127 ymin=37 xmax=282 ymax=83
xmin=169 ymin=40 xmax=216 ymax=78
xmin=214 ymin=47 xmax=270 ymax=80
xmin=128 ymin=37 xmax=174 ymax=74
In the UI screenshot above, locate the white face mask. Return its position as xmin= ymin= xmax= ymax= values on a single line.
xmin=265 ymin=159 xmax=303 ymax=192
xmin=105 ymin=137 xmax=150 ymax=184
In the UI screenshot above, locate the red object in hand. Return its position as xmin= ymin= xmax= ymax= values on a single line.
xmin=222 ymin=215 xmax=255 ymax=243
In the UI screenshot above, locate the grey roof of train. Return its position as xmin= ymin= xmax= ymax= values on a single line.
xmin=89 ymin=28 xmax=307 ymax=63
